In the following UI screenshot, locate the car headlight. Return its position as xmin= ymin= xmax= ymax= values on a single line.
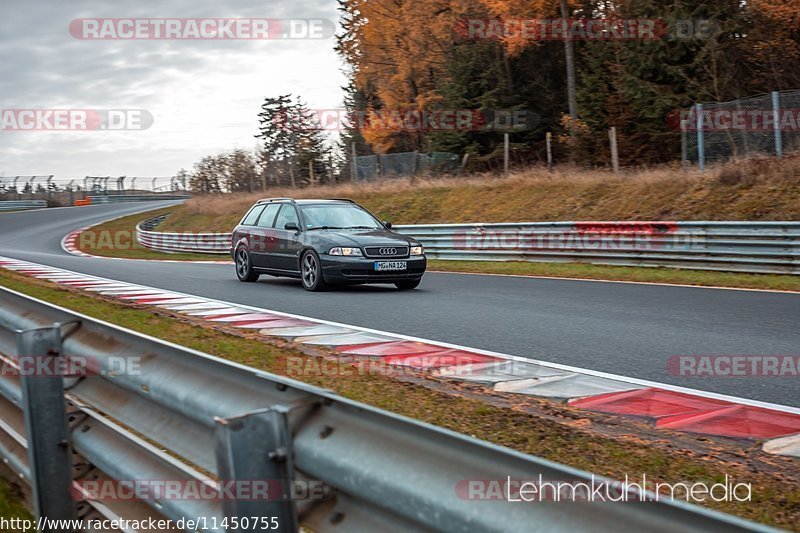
xmin=329 ymin=247 xmax=363 ymax=256
xmin=410 ymin=246 xmax=424 ymax=256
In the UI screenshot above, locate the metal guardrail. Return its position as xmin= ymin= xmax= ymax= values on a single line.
xmin=0 ymin=200 xmax=47 ymax=212
xmin=88 ymin=194 xmax=190 ymax=204
xmin=0 ymin=287 xmax=769 ymax=532
xmin=395 ymin=222 xmax=800 ymax=275
xmin=136 ymin=215 xmax=232 ymax=254
xmin=135 ymin=215 xmax=800 ymax=274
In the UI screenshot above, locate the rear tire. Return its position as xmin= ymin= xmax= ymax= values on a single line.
xmin=235 ymin=247 xmax=259 ymax=282
xmin=301 ymin=251 xmax=328 ymax=292
xmin=395 ymin=279 xmax=421 ymax=290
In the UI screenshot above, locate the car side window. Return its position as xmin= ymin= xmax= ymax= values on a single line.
xmin=241 ymin=205 xmax=265 ymax=226
xmin=274 ymin=204 xmax=300 ymax=230
xmin=256 ymin=204 xmax=281 ymax=228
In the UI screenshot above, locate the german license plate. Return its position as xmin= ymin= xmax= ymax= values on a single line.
xmin=374 ymin=261 xmax=407 ymax=271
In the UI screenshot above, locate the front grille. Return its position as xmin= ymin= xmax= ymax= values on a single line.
xmin=364 ymin=245 xmax=409 ymax=258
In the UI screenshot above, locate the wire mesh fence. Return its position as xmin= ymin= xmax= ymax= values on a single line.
xmin=683 ymin=90 xmax=800 ymax=167
xmin=354 ymin=151 xmax=460 ymax=181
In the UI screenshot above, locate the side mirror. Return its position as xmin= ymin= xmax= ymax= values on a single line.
xmin=284 ymin=222 xmax=300 ymax=232
xmin=383 ymin=221 xmax=393 ymax=229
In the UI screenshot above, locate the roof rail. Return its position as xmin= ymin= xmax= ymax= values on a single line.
xmin=331 ymin=198 xmax=355 ymax=203
xmin=257 ymin=197 xmax=295 ymax=204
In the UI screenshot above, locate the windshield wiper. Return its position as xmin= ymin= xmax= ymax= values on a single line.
xmin=347 ymin=225 xmax=377 ymax=229
xmin=306 ymin=226 xmax=344 ymax=231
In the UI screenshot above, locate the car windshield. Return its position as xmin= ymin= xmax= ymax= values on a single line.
xmin=301 ymin=204 xmax=383 ymax=230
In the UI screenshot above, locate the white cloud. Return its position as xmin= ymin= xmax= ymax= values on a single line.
xmin=0 ymin=0 xmax=347 ymax=186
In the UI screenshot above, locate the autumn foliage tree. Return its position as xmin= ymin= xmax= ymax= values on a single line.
xmin=335 ymin=0 xmax=800 ymax=167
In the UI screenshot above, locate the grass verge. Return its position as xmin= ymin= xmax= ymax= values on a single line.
xmin=0 ymin=476 xmax=32 ymax=530
xmin=159 ymin=157 xmax=800 ymax=232
xmin=75 ymin=207 xmax=226 ymax=261
xmin=0 ymin=268 xmax=797 ymax=529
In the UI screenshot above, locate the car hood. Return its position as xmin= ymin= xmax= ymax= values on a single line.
xmin=313 ymin=228 xmax=416 ymax=247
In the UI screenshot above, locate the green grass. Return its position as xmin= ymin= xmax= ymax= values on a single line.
xmin=157 ymin=157 xmax=800 ymax=232
xmin=0 ymin=268 xmax=797 ymax=529
xmin=75 ymin=207 xmax=227 ymax=261
xmin=0 ymin=477 xmax=33 ymax=531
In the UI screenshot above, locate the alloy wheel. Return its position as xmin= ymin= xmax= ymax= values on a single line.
xmin=302 ymin=253 xmax=318 ymax=287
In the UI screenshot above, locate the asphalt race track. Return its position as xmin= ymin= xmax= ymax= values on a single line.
xmin=1 ymin=202 xmax=798 ymax=406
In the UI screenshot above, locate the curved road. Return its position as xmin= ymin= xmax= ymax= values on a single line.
xmin=1 ymin=202 xmax=798 ymax=406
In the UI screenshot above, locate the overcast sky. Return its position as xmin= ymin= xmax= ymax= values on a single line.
xmin=0 ymin=0 xmax=346 ymax=186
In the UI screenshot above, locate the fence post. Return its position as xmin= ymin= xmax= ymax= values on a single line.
xmin=503 ymin=133 xmax=510 ymax=176
xmin=696 ymin=103 xmax=705 ymax=172
xmin=681 ymin=119 xmax=688 ymax=173
xmin=308 ymin=160 xmax=315 ymax=186
xmin=17 ymin=325 xmax=77 ymax=527
xmin=215 ymin=408 xmax=299 ymax=532
xmin=608 ymin=127 xmax=620 ymax=174
xmin=411 ymin=151 xmax=420 ymax=182
xmin=351 ymin=143 xmax=357 ymax=182
xmin=772 ymin=91 xmax=783 ymax=158
xmin=376 ymin=144 xmax=383 ymax=180
xmin=546 ymin=132 xmax=553 ymax=171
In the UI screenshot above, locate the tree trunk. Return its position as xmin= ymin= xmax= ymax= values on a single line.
xmin=561 ymin=0 xmax=578 ymax=163
xmin=560 ymin=0 xmax=578 ymax=134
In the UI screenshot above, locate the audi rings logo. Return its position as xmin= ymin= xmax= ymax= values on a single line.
xmin=379 ymin=247 xmax=397 ymax=255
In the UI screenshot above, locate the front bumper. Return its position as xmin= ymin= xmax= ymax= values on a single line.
xmin=320 ymin=255 xmax=427 ymax=283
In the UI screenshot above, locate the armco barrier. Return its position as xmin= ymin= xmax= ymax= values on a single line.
xmin=88 ymin=194 xmax=190 ymax=204
xmin=135 ymin=215 xmax=800 ymax=274
xmin=395 ymin=222 xmax=800 ymax=275
xmin=0 ymin=286 xmax=771 ymax=532
xmin=0 ymin=200 xmax=47 ymax=212
xmin=136 ymin=215 xmax=231 ymax=254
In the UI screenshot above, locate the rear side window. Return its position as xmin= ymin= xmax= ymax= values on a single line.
xmin=241 ymin=205 xmax=265 ymax=226
xmin=256 ymin=203 xmax=281 ymax=228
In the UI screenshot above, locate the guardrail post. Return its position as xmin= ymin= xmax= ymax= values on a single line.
xmin=215 ymin=408 xmax=299 ymax=532
xmin=772 ymin=91 xmax=783 ymax=158
xmin=17 ymin=325 xmax=77 ymax=528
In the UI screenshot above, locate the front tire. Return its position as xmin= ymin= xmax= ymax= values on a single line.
xmin=301 ymin=251 xmax=328 ymax=291
xmin=235 ymin=247 xmax=259 ymax=282
xmin=395 ymin=279 xmax=421 ymax=290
